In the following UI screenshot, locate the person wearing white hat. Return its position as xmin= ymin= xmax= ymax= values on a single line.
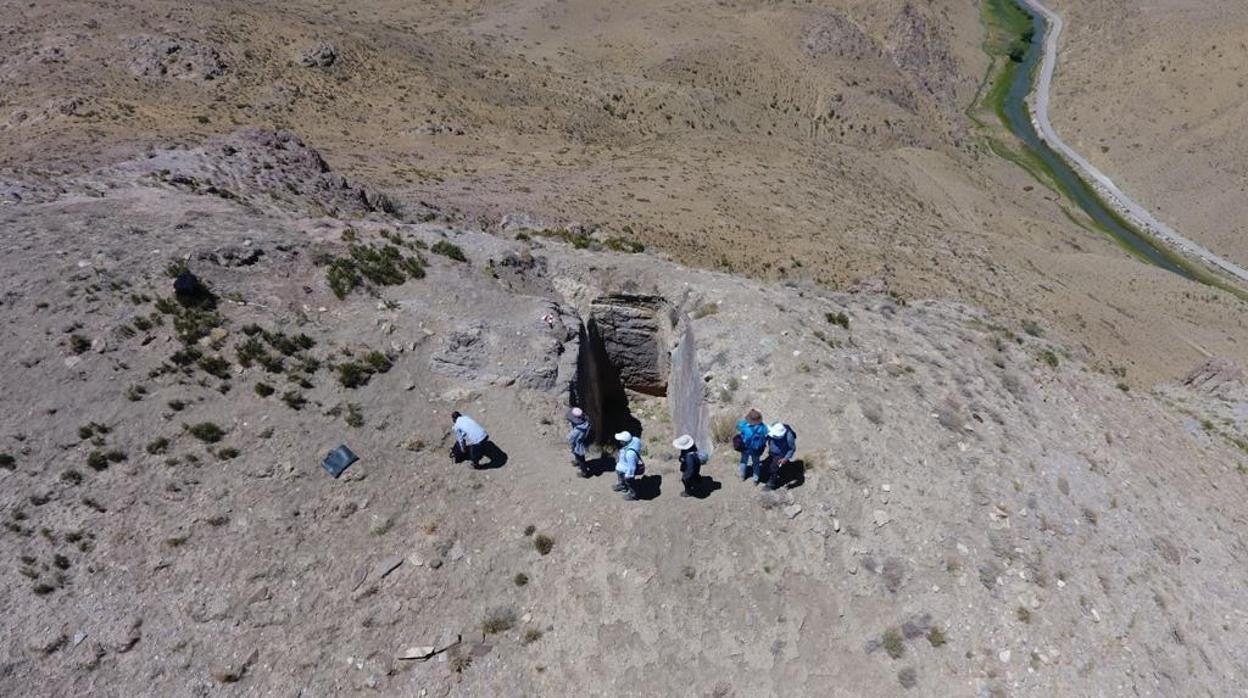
xmin=762 ymin=422 xmax=797 ymax=490
xmin=613 ymin=431 xmax=644 ymax=501
xmin=566 ymin=407 xmax=592 ymax=478
xmin=672 ymin=434 xmax=706 ymax=498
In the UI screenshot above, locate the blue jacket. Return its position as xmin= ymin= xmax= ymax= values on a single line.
xmin=567 ymin=420 xmax=591 ymax=457
xmin=767 ymin=426 xmax=796 ymax=460
xmin=615 ymin=437 xmax=643 ymax=478
xmin=737 ymin=421 xmax=769 ymax=454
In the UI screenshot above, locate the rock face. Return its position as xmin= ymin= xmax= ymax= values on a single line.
xmin=667 ymin=317 xmax=711 ymax=455
xmin=126 ymin=35 xmax=226 ymax=82
xmin=587 ymin=294 xmax=672 ymax=396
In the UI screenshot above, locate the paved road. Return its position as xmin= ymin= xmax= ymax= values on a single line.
xmin=1019 ymin=0 xmax=1248 ymax=284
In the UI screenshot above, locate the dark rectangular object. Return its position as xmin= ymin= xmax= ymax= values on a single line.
xmin=322 ymin=445 xmax=358 ymax=478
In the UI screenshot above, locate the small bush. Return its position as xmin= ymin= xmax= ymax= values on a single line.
xmin=164 ymin=534 xmax=190 ymax=548
xmin=145 ymin=438 xmax=169 ymax=455
xmin=254 ymin=382 xmax=275 ymax=397
xmin=197 ymin=355 xmax=231 ymax=379
xmin=126 ymin=385 xmax=147 ymax=402
xmin=523 ymin=524 xmax=536 ymax=537
xmin=86 ymin=451 xmax=109 ymax=471
xmin=61 ymin=469 xmax=82 ymax=485
xmin=522 ymin=628 xmax=544 ymax=645
xmin=711 ymin=414 xmax=736 ymax=444
xmin=691 ymin=302 xmax=719 ymax=319
xmin=533 ymin=533 xmax=554 ymax=555
xmin=0 ymin=453 xmax=14 ymax=470
xmin=604 ymin=237 xmax=645 ymax=254
xmin=214 ymin=447 xmax=240 ymax=461
xmin=1040 ymin=350 xmax=1059 ymax=368
xmin=482 ymin=606 xmax=517 ymax=635
xmin=926 ymin=626 xmax=947 ymax=647
xmin=69 ymin=334 xmax=91 ymax=354
xmin=167 ymin=399 xmax=187 ymax=412
xmin=186 ymin=422 xmax=225 ymax=443
xmin=513 ymin=572 xmax=530 ymax=587
xmin=345 ymin=403 xmax=364 ymax=428
xmin=281 ymin=391 xmax=306 ymax=410
xmin=1016 ymin=606 xmax=1032 ymax=623
xmin=826 ymin=311 xmax=850 ymax=330
xmin=881 ymin=628 xmax=905 ymax=659
xmin=105 ymin=449 xmax=126 ymax=463
xmin=897 ymin=667 xmax=917 ymax=690
xmin=431 ymin=240 xmax=468 ymax=262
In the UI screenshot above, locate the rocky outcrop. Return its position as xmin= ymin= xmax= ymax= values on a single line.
xmin=126 ymin=35 xmax=227 ymax=82
xmin=587 ymin=294 xmax=672 ymax=396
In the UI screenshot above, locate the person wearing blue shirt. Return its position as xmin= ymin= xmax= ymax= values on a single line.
xmin=736 ymin=409 xmax=769 ymax=484
xmin=612 ymin=431 xmax=643 ymax=501
xmin=763 ymin=422 xmax=797 ymax=490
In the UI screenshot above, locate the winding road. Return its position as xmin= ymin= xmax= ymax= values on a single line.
xmin=1018 ymin=0 xmax=1248 ymax=285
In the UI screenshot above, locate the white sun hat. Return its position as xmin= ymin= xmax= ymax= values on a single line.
xmin=614 ymin=431 xmax=632 ymax=443
xmin=768 ymin=422 xmax=787 ymax=438
xmin=672 ymin=434 xmax=694 ymax=450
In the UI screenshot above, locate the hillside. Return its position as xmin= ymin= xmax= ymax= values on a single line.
xmin=1 ymin=130 xmax=1246 ymax=696
xmin=2 ymin=0 xmax=1247 ymax=384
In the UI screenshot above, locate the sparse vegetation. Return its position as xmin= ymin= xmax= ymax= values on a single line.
xmin=323 ymin=242 xmax=426 ymax=299
xmin=926 ymin=626 xmax=947 ymax=647
xmin=881 ymin=628 xmax=905 ymax=659
xmin=513 ymin=572 xmax=530 ymax=587
xmin=711 ymin=414 xmax=736 ymax=444
xmin=254 ymin=382 xmax=275 ymax=397
xmin=86 ymin=451 xmax=109 ymax=471
xmin=0 ymin=453 xmax=14 ymax=470
xmin=281 ymin=391 xmax=307 ymax=410
xmin=186 ymin=422 xmax=225 ymax=444
xmin=214 ymin=447 xmax=240 ymax=461
xmin=523 ymin=524 xmax=536 ymax=537
xmin=826 ymin=311 xmax=850 ymax=330
xmin=482 ymin=606 xmax=517 ymax=634
xmin=69 ymin=334 xmax=91 ymax=354
xmin=336 ymin=351 xmax=392 ymax=388
xmin=604 ymin=237 xmax=645 ymax=253
xmin=431 ymin=239 xmax=468 ymax=262
xmin=522 ymin=628 xmax=544 ymax=645
xmin=1040 ymin=349 xmax=1060 ymax=368
xmin=344 ymin=403 xmax=364 ymax=428
xmin=145 ymin=438 xmax=169 ymax=455
xmin=533 ymin=533 xmax=554 ymax=555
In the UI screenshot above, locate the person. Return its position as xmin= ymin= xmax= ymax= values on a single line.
xmin=450 ymin=411 xmax=491 ymax=468
xmin=566 ymin=407 xmax=592 ymax=478
xmin=673 ymin=434 xmax=705 ymax=497
xmin=612 ymin=431 xmax=644 ymax=501
xmin=763 ymin=422 xmax=797 ymax=490
xmin=736 ymin=409 xmax=769 ymax=484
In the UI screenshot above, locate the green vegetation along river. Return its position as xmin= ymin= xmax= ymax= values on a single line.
xmin=982 ymin=0 xmax=1202 ymax=280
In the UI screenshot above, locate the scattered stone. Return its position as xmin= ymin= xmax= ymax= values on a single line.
xmin=782 ymin=504 xmax=803 ymax=519
xmin=298 ymin=43 xmax=338 ymax=68
xmin=873 ymin=509 xmax=890 ymax=527
xmin=211 ymin=648 xmax=259 ymax=683
xmin=429 ymin=559 xmax=442 ymax=570
xmin=999 ymin=649 xmax=1011 ymax=663
xmin=373 ymin=555 xmax=404 ymax=580
xmin=400 ymin=646 xmax=436 ymax=660
xmin=900 ymin=614 xmax=932 ymax=639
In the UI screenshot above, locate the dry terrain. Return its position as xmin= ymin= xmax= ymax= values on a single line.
xmin=1 ymin=0 xmax=1246 ymax=383
xmin=1 ymin=1 xmax=1248 ymax=696
xmin=1048 ymin=0 xmax=1248 ymax=268
xmin=0 ymin=130 xmax=1245 ymax=696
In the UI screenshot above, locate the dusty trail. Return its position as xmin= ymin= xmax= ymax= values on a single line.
xmin=1019 ymin=0 xmax=1248 ymax=285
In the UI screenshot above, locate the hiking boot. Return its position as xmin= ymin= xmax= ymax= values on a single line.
xmin=622 ymin=492 xmax=638 ymax=501
xmin=680 ymin=490 xmax=691 ymax=498
xmin=577 ymin=470 xmax=590 ymax=478
xmin=612 ymin=483 xmax=628 ymax=492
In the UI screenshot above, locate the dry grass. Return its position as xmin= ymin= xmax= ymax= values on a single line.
xmin=711 ymin=414 xmax=736 ymax=444
xmin=533 ymin=533 xmax=554 ymax=555
xmin=482 ymin=606 xmax=517 ymax=635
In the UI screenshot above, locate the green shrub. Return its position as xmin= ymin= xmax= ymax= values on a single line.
xmin=186 ymin=422 xmax=225 ymax=444
xmin=197 ymin=355 xmax=231 ymax=379
xmin=604 ymin=237 xmax=645 ymax=253
xmin=0 ymin=453 xmax=14 ymax=470
xmin=69 ymin=334 xmax=91 ymax=354
xmin=881 ymin=628 xmax=905 ymax=659
xmin=533 ymin=534 xmax=554 ymax=555
xmin=254 ymin=382 xmax=275 ymax=397
xmin=145 ymin=438 xmax=170 ymax=455
xmin=86 ymin=451 xmax=108 ymax=471
xmin=826 ymin=311 xmax=850 ymax=330
xmin=214 ymin=447 xmax=239 ymax=461
xmin=281 ymin=391 xmax=307 ymax=410
xmin=431 ymin=240 xmax=468 ymax=262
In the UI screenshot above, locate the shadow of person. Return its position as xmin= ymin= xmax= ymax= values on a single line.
xmin=690 ymin=475 xmax=723 ymax=499
xmin=472 ymin=440 xmax=509 ymax=469
xmin=633 ymin=473 xmax=663 ymax=500
xmin=585 ymin=454 xmax=615 ymax=478
xmin=773 ymin=459 xmax=806 ymax=489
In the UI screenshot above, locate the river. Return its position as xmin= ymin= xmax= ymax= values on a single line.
xmin=999 ymin=3 xmax=1195 ymax=279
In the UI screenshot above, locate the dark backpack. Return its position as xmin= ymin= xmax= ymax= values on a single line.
xmin=731 ymin=433 xmax=745 ymax=453
xmin=626 ymin=446 xmax=645 ymax=476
